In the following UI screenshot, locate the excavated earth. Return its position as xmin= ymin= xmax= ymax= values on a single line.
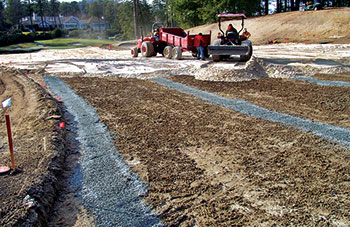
xmin=1 ymin=8 xmax=350 ymax=226
xmin=60 ymin=75 xmax=350 ymax=226
xmin=1 ymin=45 xmax=350 ymax=226
xmin=1 ymin=49 xmax=350 ymax=226
xmin=0 ymin=67 xmax=65 ymax=226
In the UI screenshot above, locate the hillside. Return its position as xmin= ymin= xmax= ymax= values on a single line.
xmin=188 ymin=8 xmax=350 ymax=45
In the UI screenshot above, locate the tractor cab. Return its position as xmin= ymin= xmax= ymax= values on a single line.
xmin=151 ymin=22 xmax=163 ymax=41
xmin=208 ymin=13 xmax=252 ymax=62
xmin=217 ymin=13 xmax=247 ymax=44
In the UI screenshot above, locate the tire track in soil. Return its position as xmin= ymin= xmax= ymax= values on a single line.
xmin=153 ymin=77 xmax=350 ymax=148
xmin=44 ymin=76 xmax=162 ymax=227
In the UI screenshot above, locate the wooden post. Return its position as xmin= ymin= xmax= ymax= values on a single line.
xmin=5 ymin=114 xmax=15 ymax=170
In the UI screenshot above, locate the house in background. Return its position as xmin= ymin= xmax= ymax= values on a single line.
xmin=22 ymin=14 xmax=61 ymax=30
xmin=62 ymin=16 xmax=80 ymax=30
xmin=21 ymin=13 xmax=109 ymax=31
xmin=80 ymin=17 xmax=110 ymax=30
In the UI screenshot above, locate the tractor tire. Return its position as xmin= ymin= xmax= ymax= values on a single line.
xmin=240 ymin=40 xmax=253 ymax=62
xmin=212 ymin=39 xmax=222 ymax=62
xmin=172 ymin=46 xmax=182 ymax=60
xmin=131 ymin=47 xmax=138 ymax=57
xmin=141 ymin=41 xmax=155 ymax=57
xmin=163 ymin=46 xmax=173 ymax=59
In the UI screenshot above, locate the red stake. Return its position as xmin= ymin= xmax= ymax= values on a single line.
xmin=5 ymin=114 xmax=15 ymax=170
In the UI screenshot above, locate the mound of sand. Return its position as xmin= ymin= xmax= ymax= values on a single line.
xmin=193 ymin=57 xmax=268 ymax=81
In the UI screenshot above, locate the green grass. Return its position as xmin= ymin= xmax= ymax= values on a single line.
xmin=6 ymin=43 xmax=38 ymax=48
xmin=0 ymin=38 xmax=115 ymax=53
xmin=35 ymin=38 xmax=114 ymax=48
xmin=0 ymin=45 xmax=43 ymax=53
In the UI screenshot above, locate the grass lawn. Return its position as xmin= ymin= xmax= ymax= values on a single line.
xmin=0 ymin=38 xmax=115 ymax=53
xmin=35 ymin=38 xmax=114 ymax=48
xmin=0 ymin=43 xmax=43 ymax=53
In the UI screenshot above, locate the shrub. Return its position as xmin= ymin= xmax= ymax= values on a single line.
xmin=0 ymin=32 xmax=35 ymax=47
xmin=106 ymin=29 xmax=120 ymax=38
xmin=52 ymin=28 xmax=63 ymax=38
xmin=68 ymin=29 xmax=108 ymax=39
xmin=34 ymin=32 xmax=53 ymax=40
xmin=68 ymin=29 xmax=83 ymax=38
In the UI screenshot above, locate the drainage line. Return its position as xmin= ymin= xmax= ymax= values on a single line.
xmin=45 ymin=76 xmax=161 ymax=227
xmin=294 ymin=77 xmax=350 ymax=87
xmin=153 ymin=77 xmax=350 ymax=148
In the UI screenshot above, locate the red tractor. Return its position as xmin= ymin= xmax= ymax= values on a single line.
xmin=131 ymin=23 xmax=211 ymax=60
xmin=208 ymin=13 xmax=253 ymax=62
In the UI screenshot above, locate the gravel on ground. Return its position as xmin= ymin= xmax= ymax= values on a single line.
xmin=45 ymin=76 xmax=161 ymax=227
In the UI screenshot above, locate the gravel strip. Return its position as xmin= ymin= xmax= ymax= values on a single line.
xmin=153 ymin=77 xmax=350 ymax=148
xmin=295 ymin=77 xmax=350 ymax=87
xmin=44 ymin=76 xmax=161 ymax=227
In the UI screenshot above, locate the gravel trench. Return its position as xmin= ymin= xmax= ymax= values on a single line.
xmin=295 ymin=77 xmax=350 ymax=87
xmin=44 ymin=76 xmax=161 ymax=227
xmin=153 ymin=77 xmax=350 ymax=148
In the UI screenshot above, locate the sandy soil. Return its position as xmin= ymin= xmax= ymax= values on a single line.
xmin=0 ymin=43 xmax=349 ymax=83
xmin=188 ymin=8 xmax=350 ymax=45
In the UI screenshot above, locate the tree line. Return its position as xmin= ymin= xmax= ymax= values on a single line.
xmin=0 ymin=0 xmax=349 ymax=40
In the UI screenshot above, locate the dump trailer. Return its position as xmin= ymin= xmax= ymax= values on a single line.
xmin=131 ymin=23 xmax=211 ymax=60
xmin=208 ymin=13 xmax=253 ymax=62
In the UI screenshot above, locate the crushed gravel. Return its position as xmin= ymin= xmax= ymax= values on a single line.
xmin=44 ymin=76 xmax=161 ymax=227
xmin=294 ymin=77 xmax=350 ymax=87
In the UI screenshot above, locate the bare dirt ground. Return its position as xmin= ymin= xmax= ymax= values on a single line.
xmin=62 ymin=76 xmax=350 ymax=226
xmin=1 ymin=8 xmax=350 ymax=226
xmin=170 ymin=74 xmax=350 ymax=128
xmin=0 ymin=67 xmax=65 ymax=226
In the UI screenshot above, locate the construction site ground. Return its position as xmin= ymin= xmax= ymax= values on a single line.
xmin=1 ymin=8 xmax=350 ymax=226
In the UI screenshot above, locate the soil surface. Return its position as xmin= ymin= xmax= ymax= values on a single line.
xmin=0 ymin=67 xmax=64 ymax=226
xmin=170 ymin=74 xmax=350 ymax=128
xmin=1 ymin=8 xmax=350 ymax=226
xmin=62 ymin=76 xmax=350 ymax=226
